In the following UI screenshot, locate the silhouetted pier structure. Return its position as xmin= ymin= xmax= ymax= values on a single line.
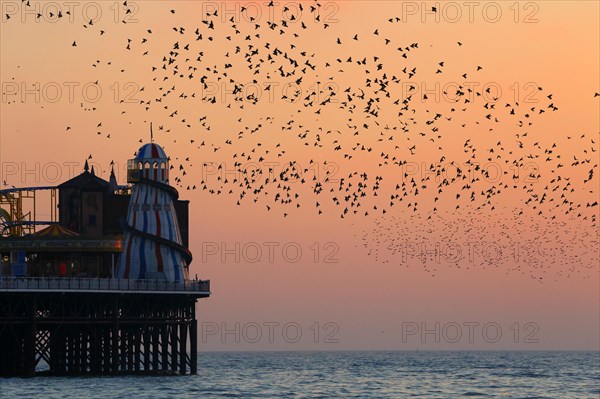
xmin=0 ymin=278 xmax=209 ymax=376
xmin=0 ymin=141 xmax=210 ymax=377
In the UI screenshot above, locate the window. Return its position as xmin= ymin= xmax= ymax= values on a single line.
xmin=88 ymin=214 xmax=97 ymax=225
xmin=87 ymin=194 xmax=96 ymax=207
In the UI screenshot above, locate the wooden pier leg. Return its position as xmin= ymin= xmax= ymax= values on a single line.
xmin=102 ymin=326 xmax=111 ymax=374
xmin=152 ymin=326 xmax=160 ymax=371
xmin=162 ymin=325 xmax=169 ymax=371
xmin=49 ymin=328 xmax=58 ymax=374
xmin=112 ymin=296 xmax=120 ymax=373
xmin=74 ymin=330 xmax=81 ymax=374
xmin=143 ymin=327 xmax=150 ymax=372
xmin=171 ymin=323 xmax=178 ymax=373
xmin=82 ymin=330 xmax=87 ymax=374
xmin=179 ymin=323 xmax=187 ymax=375
xmin=56 ymin=330 xmax=65 ymax=375
xmin=129 ymin=329 xmax=135 ymax=371
xmin=112 ymin=321 xmax=121 ymax=373
xmin=90 ymin=328 xmax=99 ymax=374
xmin=63 ymin=332 xmax=68 ymax=374
xmin=24 ymin=298 xmax=37 ymax=376
xmin=134 ymin=328 xmax=141 ymax=372
xmin=70 ymin=332 xmax=75 ymax=374
xmin=190 ymin=320 xmax=197 ymax=374
xmin=119 ymin=329 xmax=126 ymax=372
xmin=25 ymin=324 xmax=36 ymax=376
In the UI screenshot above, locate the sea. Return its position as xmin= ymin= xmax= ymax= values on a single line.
xmin=0 ymin=351 xmax=598 ymax=398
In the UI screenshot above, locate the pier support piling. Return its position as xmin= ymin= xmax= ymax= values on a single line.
xmin=0 ymin=291 xmax=202 ymax=376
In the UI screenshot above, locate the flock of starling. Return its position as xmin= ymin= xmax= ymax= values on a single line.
xmin=6 ymin=1 xmax=599 ymax=279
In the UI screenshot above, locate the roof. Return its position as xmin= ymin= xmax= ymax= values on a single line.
xmin=33 ymin=224 xmax=79 ymax=238
xmin=135 ymin=143 xmax=167 ymax=160
xmin=58 ymin=170 xmax=110 ymax=191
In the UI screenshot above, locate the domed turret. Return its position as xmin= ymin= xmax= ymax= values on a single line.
xmin=127 ymin=143 xmax=169 ymax=184
xmin=117 ymin=141 xmax=190 ymax=282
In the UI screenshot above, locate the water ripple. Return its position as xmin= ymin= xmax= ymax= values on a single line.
xmin=0 ymin=351 xmax=598 ymax=399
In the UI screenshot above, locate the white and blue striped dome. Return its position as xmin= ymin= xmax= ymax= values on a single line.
xmin=135 ymin=143 xmax=167 ymax=160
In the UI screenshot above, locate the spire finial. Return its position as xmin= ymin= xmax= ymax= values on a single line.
xmin=150 ymin=122 xmax=153 ymax=143
xmin=84 ymin=159 xmax=89 ymax=172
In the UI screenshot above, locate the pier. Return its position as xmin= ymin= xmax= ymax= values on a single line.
xmin=0 ymin=140 xmax=211 ymax=377
xmin=0 ymin=278 xmax=210 ymax=376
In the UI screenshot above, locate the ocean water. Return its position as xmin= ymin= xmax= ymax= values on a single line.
xmin=0 ymin=351 xmax=598 ymax=398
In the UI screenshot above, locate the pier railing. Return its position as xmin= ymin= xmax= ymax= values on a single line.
xmin=0 ymin=277 xmax=210 ymax=294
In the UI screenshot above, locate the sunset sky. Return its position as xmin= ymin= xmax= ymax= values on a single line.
xmin=1 ymin=1 xmax=598 ymax=350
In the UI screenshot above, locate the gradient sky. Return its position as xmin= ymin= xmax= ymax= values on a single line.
xmin=1 ymin=1 xmax=599 ymax=351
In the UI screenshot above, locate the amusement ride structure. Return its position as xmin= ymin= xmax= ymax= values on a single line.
xmin=0 ymin=140 xmax=210 ymax=376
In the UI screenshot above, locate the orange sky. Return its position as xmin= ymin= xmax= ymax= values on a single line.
xmin=1 ymin=1 xmax=599 ymax=350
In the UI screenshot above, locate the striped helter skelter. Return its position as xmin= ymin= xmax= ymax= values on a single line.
xmin=116 ymin=142 xmax=190 ymax=282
